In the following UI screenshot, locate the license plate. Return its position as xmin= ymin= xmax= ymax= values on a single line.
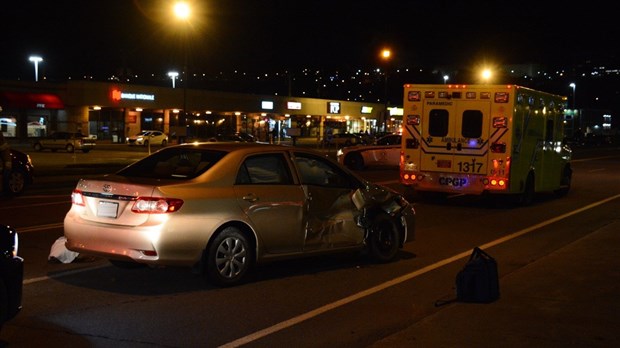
xmin=98 ymin=201 xmax=119 ymax=218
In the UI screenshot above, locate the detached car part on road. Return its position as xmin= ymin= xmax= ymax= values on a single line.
xmin=64 ymin=143 xmax=416 ymax=286
xmin=0 ymin=225 xmax=23 ymax=332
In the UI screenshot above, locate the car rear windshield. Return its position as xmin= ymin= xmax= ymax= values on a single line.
xmin=117 ymin=147 xmax=227 ymax=179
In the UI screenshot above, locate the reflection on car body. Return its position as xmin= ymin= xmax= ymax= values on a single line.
xmin=63 ymin=143 xmax=415 ymax=286
xmin=337 ymin=134 xmax=402 ymax=170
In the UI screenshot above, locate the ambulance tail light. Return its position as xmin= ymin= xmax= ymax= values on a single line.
xmin=491 ymin=142 xmax=506 ymax=153
xmin=493 ymin=117 xmax=507 ymax=128
xmin=405 ymin=137 xmax=419 ymax=149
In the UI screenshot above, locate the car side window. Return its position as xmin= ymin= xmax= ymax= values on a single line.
xmin=236 ymin=154 xmax=292 ymax=185
xmin=293 ymin=153 xmax=352 ymax=188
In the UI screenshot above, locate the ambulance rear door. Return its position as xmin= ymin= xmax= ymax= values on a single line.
xmin=419 ymin=97 xmax=492 ymax=176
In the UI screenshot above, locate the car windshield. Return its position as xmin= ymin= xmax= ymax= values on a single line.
xmin=117 ymin=147 xmax=228 ymax=179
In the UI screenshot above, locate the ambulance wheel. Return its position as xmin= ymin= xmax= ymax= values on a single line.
xmin=554 ymin=166 xmax=572 ymax=197
xmin=344 ymin=152 xmax=364 ymax=170
xmin=517 ymin=173 xmax=535 ymax=206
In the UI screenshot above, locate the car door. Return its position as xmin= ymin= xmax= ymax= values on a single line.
xmin=292 ymin=152 xmax=365 ymax=251
xmin=233 ymin=153 xmax=307 ymax=254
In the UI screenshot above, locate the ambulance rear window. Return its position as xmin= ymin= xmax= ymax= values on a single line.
xmin=428 ymin=109 xmax=449 ymax=136
xmin=462 ymin=110 xmax=483 ymax=138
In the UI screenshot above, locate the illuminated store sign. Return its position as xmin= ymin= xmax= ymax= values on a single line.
xmin=361 ymin=106 xmax=373 ymax=114
xmin=287 ymin=101 xmax=302 ymax=110
xmin=111 ymin=89 xmax=155 ymax=102
xmin=327 ymin=102 xmax=340 ymax=114
xmin=261 ymin=101 xmax=274 ymax=110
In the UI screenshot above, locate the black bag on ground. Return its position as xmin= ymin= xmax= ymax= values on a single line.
xmin=456 ymin=247 xmax=499 ymax=303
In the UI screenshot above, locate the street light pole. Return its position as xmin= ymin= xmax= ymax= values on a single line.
xmin=380 ymin=48 xmax=391 ymax=133
xmin=29 ymin=56 xmax=43 ymax=82
xmin=174 ymin=1 xmax=191 ymax=142
xmin=569 ymin=83 xmax=576 ymax=109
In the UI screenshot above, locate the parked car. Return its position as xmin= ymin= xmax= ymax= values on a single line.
xmin=33 ymin=131 xmax=96 ymax=153
xmin=2 ymin=149 xmax=34 ymax=196
xmin=0 ymin=225 xmax=23 ymax=332
xmin=337 ymin=134 xmax=402 ymax=170
xmin=183 ymin=134 xmax=248 ymax=144
xmin=234 ymin=132 xmax=256 ymax=142
xmin=63 ymin=143 xmax=416 ymax=286
xmin=126 ymin=130 xmax=168 ymax=146
xmin=322 ymin=133 xmax=364 ymax=148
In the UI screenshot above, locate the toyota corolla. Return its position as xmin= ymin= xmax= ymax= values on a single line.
xmin=64 ymin=143 xmax=415 ymax=286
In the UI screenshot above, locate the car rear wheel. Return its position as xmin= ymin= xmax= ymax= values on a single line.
xmin=66 ymin=144 xmax=75 ymax=152
xmin=368 ymin=213 xmax=400 ymax=263
xmin=4 ymin=169 xmax=27 ymax=196
xmin=33 ymin=143 xmax=43 ymax=151
xmin=205 ymin=227 xmax=254 ymax=287
xmin=161 ymin=140 xmax=167 ymax=147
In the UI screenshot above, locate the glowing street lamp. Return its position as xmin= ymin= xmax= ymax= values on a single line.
xmin=29 ymin=55 xmax=43 ymax=82
xmin=481 ymin=69 xmax=492 ymax=83
xmin=168 ymin=71 xmax=179 ymax=88
xmin=443 ymin=75 xmax=449 ymax=84
xmin=569 ymin=83 xmax=576 ymax=109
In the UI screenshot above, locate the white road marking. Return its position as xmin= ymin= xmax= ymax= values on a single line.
xmin=219 ymin=193 xmax=620 ymax=348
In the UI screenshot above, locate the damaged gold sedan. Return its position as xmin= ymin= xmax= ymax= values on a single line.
xmin=64 ymin=143 xmax=415 ymax=286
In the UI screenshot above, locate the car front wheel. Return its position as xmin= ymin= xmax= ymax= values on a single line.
xmin=368 ymin=213 xmax=400 ymax=263
xmin=205 ymin=227 xmax=254 ymax=287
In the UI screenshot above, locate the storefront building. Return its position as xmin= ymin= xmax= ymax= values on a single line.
xmin=1 ymin=79 xmax=401 ymax=144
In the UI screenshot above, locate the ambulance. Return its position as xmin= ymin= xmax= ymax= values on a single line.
xmin=400 ymin=84 xmax=572 ymax=205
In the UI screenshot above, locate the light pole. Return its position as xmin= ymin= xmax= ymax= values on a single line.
xmin=569 ymin=83 xmax=576 ymax=109
xmin=443 ymin=75 xmax=449 ymax=84
xmin=380 ymin=48 xmax=391 ymax=132
xmin=173 ymin=1 xmax=191 ymax=141
xmin=168 ymin=71 xmax=179 ymax=88
xmin=29 ymin=56 xmax=43 ymax=82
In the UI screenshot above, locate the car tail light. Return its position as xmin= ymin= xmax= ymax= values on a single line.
xmin=131 ymin=197 xmax=184 ymax=214
xmin=71 ymin=190 xmax=85 ymax=206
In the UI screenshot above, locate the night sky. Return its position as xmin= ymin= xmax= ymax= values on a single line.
xmin=1 ymin=0 xmax=618 ymax=80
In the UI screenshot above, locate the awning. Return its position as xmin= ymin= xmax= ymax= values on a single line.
xmin=0 ymin=91 xmax=65 ymax=109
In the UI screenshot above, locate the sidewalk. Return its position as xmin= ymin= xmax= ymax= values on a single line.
xmin=371 ymin=220 xmax=620 ymax=347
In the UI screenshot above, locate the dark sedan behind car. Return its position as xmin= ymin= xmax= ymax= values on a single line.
xmin=2 ymin=149 xmax=34 ymax=196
